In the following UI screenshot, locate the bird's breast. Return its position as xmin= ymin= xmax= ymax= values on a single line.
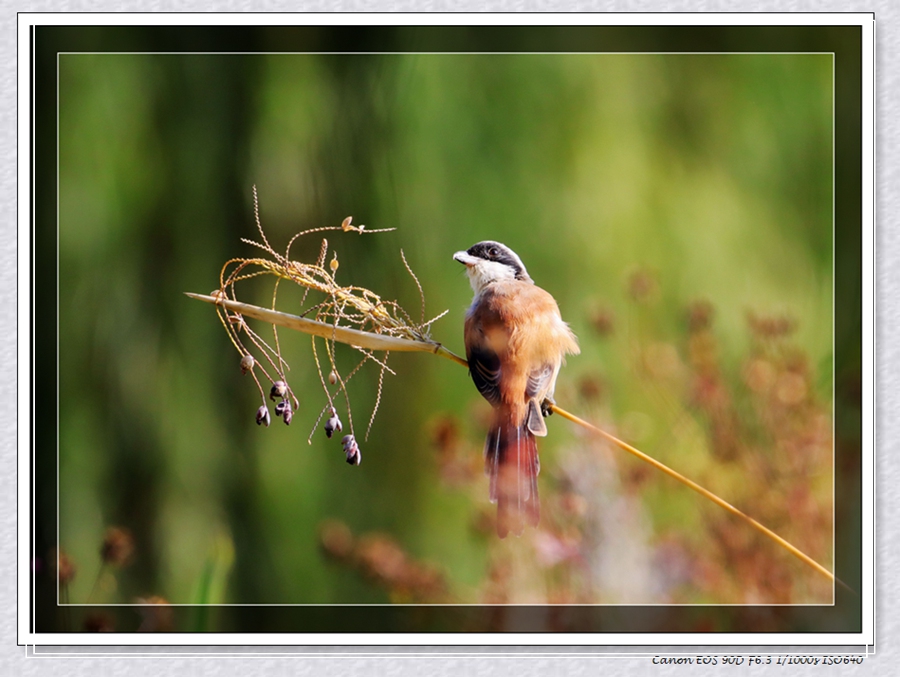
xmin=465 ymin=281 xmax=579 ymax=363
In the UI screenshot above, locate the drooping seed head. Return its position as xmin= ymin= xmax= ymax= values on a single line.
xmin=100 ymin=527 xmax=135 ymax=567
xmin=325 ymin=410 xmax=343 ymax=438
xmin=342 ymin=434 xmax=361 ymax=466
xmin=270 ymin=380 xmax=287 ymax=401
xmin=53 ymin=549 xmax=77 ymax=585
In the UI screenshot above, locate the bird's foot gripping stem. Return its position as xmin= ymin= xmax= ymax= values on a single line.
xmin=540 ymin=398 xmax=555 ymax=418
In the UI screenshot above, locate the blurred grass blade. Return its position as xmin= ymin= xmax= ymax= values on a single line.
xmin=190 ymin=560 xmax=215 ymax=632
xmin=190 ymin=531 xmax=234 ymax=632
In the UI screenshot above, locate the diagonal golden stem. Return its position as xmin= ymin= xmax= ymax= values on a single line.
xmin=185 ymin=293 xmax=469 ymax=367
xmin=547 ymin=404 xmax=844 ymax=591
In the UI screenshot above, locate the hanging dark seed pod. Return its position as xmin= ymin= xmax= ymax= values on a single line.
xmin=325 ymin=408 xmax=343 ymax=438
xmin=342 ymin=434 xmax=361 ymax=466
xmin=270 ymin=381 xmax=287 ymax=401
xmin=255 ymin=405 xmax=271 ymax=427
xmin=240 ymin=354 xmax=255 ymax=374
xmin=282 ymin=402 xmax=293 ymax=426
xmin=275 ymin=400 xmax=288 ymax=418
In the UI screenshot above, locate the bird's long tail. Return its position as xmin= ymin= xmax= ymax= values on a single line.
xmin=484 ymin=409 xmax=540 ymax=538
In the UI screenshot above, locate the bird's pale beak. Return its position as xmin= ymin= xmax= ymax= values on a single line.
xmin=453 ymin=251 xmax=476 ymax=266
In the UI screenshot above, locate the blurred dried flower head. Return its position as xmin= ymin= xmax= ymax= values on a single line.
xmin=52 ymin=548 xmax=76 ymax=585
xmin=577 ymin=374 xmax=605 ymax=403
xmin=744 ymin=358 xmax=777 ymax=393
xmin=428 ymin=413 xmax=480 ymax=486
xmin=626 ymin=267 xmax=659 ymax=304
xmin=623 ymin=463 xmax=653 ymax=492
xmin=557 ymin=491 xmax=589 ymax=519
xmin=776 ymin=371 xmax=808 ymax=406
xmin=320 ymin=525 xmax=447 ymax=603
xmin=402 ymin=562 xmax=446 ymax=601
xmin=136 ymin=596 xmax=174 ymax=632
xmin=83 ymin=612 xmax=115 ymax=633
xmin=100 ymin=526 xmax=135 ymax=567
xmin=644 ymin=342 xmax=682 ymax=380
xmin=429 ymin=414 xmax=460 ymax=455
xmin=688 ymin=330 xmax=719 ymax=370
xmin=318 ymin=519 xmax=355 ymax=561
xmin=533 ymin=531 xmax=581 ymax=568
xmin=746 ymin=310 xmax=797 ymax=340
xmin=686 ymin=299 xmax=715 ymax=332
xmin=469 ymin=505 xmax=496 ymax=537
xmin=590 ymin=306 xmax=616 ymax=337
xmin=356 ymin=534 xmax=408 ymax=585
xmin=480 ymin=557 xmax=513 ymax=605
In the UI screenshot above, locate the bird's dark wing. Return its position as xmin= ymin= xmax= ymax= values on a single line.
xmin=467 ymin=344 xmax=502 ymax=406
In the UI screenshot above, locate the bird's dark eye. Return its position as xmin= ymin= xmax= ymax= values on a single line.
xmin=489 ymin=247 xmax=500 ymax=258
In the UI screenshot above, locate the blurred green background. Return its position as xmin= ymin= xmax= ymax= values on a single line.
xmin=41 ymin=30 xmax=848 ymax=632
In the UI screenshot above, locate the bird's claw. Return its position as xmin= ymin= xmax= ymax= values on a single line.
xmin=541 ymin=398 xmax=554 ymax=418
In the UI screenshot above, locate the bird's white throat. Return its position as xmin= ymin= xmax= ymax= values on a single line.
xmin=464 ymin=259 xmax=519 ymax=294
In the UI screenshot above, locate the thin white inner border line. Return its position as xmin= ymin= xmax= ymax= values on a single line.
xmin=831 ymin=48 xmax=837 ymax=614
xmin=55 ymin=49 xmax=837 ymax=609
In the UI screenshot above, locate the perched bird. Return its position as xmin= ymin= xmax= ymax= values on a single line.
xmin=454 ymin=241 xmax=579 ymax=537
